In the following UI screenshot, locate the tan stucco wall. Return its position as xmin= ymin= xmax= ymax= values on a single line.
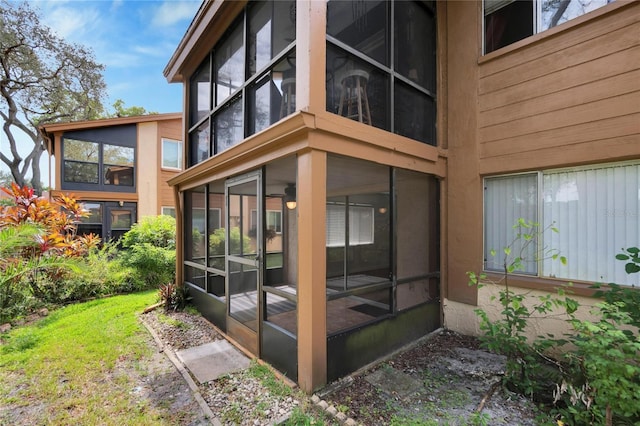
xmin=137 ymin=122 xmax=159 ymax=218
xmin=444 ymin=284 xmax=600 ymax=345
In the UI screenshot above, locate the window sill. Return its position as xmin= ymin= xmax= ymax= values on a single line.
xmin=481 ymin=271 xmax=610 ymax=298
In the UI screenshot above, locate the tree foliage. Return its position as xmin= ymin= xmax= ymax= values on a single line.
xmin=0 ymin=0 xmax=107 ymax=195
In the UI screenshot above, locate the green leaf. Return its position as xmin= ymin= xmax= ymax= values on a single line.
xmin=490 ymin=249 xmax=496 ymax=257
xmin=504 ymin=247 xmax=511 ymax=256
xmin=616 ymin=254 xmax=630 ymax=260
xmin=560 ymin=256 xmax=567 ymax=265
xmin=625 ymin=263 xmax=640 ymax=274
xmin=627 ymin=247 xmax=640 ymax=254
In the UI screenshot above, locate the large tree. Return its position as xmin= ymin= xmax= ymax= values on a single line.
xmin=0 ymin=0 xmax=107 ymax=195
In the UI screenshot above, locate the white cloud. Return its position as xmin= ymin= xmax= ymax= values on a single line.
xmin=42 ymin=5 xmax=104 ymax=42
xmin=151 ymin=0 xmax=200 ymax=27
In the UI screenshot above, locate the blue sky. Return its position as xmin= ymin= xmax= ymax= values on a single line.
xmin=1 ymin=0 xmax=201 ymax=180
xmin=34 ymin=0 xmax=201 ymax=113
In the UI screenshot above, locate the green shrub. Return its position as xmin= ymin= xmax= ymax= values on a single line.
xmin=121 ymin=215 xmax=176 ymax=250
xmin=122 ymin=243 xmax=175 ymax=288
xmin=119 ymin=216 xmax=177 ymax=289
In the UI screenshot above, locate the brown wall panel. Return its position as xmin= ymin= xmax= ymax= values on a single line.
xmin=477 ymin=1 xmax=639 ymax=172
xmin=479 ymin=1 xmax=636 ymax=77
xmin=480 ymin=70 xmax=640 ymax=128
xmin=480 ymin=47 xmax=639 ymax=112
xmin=479 ymin=18 xmax=639 ymax=94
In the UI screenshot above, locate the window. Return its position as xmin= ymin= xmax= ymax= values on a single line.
xmin=266 ymin=210 xmax=282 ymax=234
xmin=187 ymin=1 xmax=296 ymax=166
xmin=326 ymin=0 xmax=437 ymax=145
xmin=103 ymin=144 xmax=134 ymax=186
xmin=484 ymin=162 xmax=639 ymax=286
xmin=484 ymin=0 xmax=613 ymax=54
xmin=61 ymin=130 xmax=136 ymax=192
xmin=161 ymin=207 xmax=176 ymax=218
xmin=326 ymin=203 xmax=375 ymax=247
xmin=63 ymin=139 xmax=99 ymax=184
xmin=162 ymin=139 xmax=183 ymax=170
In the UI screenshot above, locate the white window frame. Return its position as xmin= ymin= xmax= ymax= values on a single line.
xmin=161 ymin=138 xmax=183 ymax=170
xmin=161 ymin=206 xmax=176 ymax=217
xmin=326 ymin=202 xmax=375 ymax=248
xmin=266 ymin=210 xmax=282 ymax=234
xmin=484 ymin=161 xmax=640 ymax=287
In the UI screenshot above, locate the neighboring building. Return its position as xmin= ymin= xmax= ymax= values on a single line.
xmin=163 ymin=0 xmax=639 ymax=393
xmin=42 ymin=113 xmax=183 ymax=241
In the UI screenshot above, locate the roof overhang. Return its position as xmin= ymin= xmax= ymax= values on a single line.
xmin=40 ymin=112 xmax=182 ymax=155
xmin=163 ymin=0 xmax=247 ymax=83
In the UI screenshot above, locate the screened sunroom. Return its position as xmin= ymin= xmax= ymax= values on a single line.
xmin=165 ymin=0 xmax=444 ymax=392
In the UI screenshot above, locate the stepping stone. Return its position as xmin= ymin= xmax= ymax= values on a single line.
xmin=176 ymin=340 xmax=250 ymax=383
xmin=365 ymin=367 xmax=422 ymax=399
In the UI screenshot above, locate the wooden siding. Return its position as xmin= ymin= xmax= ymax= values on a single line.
xmin=157 ymin=118 xmax=183 ymax=213
xmin=477 ymin=1 xmax=640 ymax=175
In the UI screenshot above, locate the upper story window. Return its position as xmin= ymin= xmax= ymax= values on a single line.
xmin=484 ymin=0 xmax=614 ymax=54
xmin=162 ymin=138 xmax=183 ymax=170
xmin=188 ymin=1 xmax=296 ymax=167
xmin=326 ymin=0 xmax=437 ymax=146
xmin=61 ymin=125 xmax=136 ymax=193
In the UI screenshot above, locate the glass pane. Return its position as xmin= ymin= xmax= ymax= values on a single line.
xmin=103 ymin=144 xmax=134 ymax=166
xmin=215 ymin=96 xmax=244 ymax=154
xmin=326 ymin=287 xmax=390 ymax=335
xmin=208 ymin=188 xmax=225 ymax=270
xmin=207 ymin=272 xmax=225 ymax=297
xmin=394 ymin=1 xmax=436 ymax=94
xmin=248 ymin=1 xmax=296 ymax=77
xmin=249 ymin=1 xmax=272 ymax=76
xmin=80 ymin=202 xmax=102 ymax=223
xmin=396 ymin=169 xmax=439 ymax=310
xmin=162 ymin=139 xmax=182 ymax=169
xmin=326 ymin=0 xmax=389 ymax=66
xmin=484 ymin=174 xmax=538 ymax=274
xmin=326 ymin=45 xmax=389 ymax=131
xmin=63 ymin=139 xmax=99 ymax=162
xmin=484 ymin=0 xmax=533 ymax=54
xmin=542 ymin=164 xmax=640 ymax=286
xmin=110 ymin=210 xmax=132 ymax=229
xmin=541 ymin=0 xmax=609 ymax=31
xmin=189 ymin=120 xmax=210 ymax=166
xmin=185 ymin=187 xmax=207 ymax=265
xmin=250 ymin=56 xmax=296 ymax=135
xmin=326 ymin=155 xmax=391 ymax=289
xmin=185 ymin=264 xmax=206 ymax=290
xmin=104 ymin=165 xmax=134 ymax=186
xmin=250 ymin=78 xmax=276 ymax=135
xmin=190 ymin=56 xmax=211 ymax=125
xmin=215 ymin=23 xmax=245 ymax=106
xmin=229 ymin=261 xmax=258 ymax=331
xmin=63 ymin=161 xmax=99 ymax=184
xmin=77 ymin=223 xmax=102 ymax=239
xmin=272 ymin=0 xmax=296 ymax=55
xmin=228 ymin=186 xmax=258 ymax=259
xmin=394 ymin=81 xmax=436 ymax=145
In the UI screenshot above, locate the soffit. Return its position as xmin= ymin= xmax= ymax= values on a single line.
xmin=164 ymin=0 xmax=248 ymax=83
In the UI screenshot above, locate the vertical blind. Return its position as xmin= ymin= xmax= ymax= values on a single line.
xmin=484 ymin=174 xmax=538 ymax=274
xmin=326 ymin=203 xmax=375 ymax=247
xmin=485 ymin=163 xmax=640 ymax=286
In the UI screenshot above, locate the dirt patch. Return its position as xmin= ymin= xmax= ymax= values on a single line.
xmin=323 ymin=330 xmax=541 ymax=425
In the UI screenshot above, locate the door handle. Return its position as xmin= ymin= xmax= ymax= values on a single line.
xmin=255 ymin=249 xmax=261 ymax=268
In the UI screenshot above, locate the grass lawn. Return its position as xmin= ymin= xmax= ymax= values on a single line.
xmin=0 ymin=290 xmax=174 ymax=425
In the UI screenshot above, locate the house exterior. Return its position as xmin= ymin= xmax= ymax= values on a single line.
xmin=164 ymin=0 xmax=639 ymax=393
xmin=42 ymin=113 xmax=183 ymax=240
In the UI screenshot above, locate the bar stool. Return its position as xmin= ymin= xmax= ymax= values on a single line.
xmin=280 ymin=78 xmax=296 ymax=118
xmin=337 ymin=69 xmax=371 ymax=125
